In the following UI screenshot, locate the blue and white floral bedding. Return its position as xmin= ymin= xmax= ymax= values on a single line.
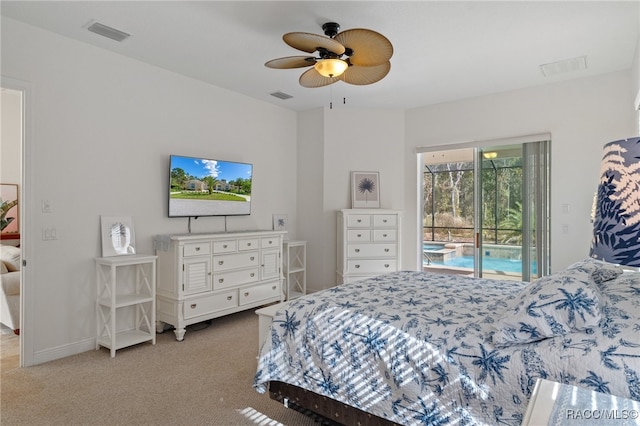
xmin=254 ymin=259 xmax=640 ymax=425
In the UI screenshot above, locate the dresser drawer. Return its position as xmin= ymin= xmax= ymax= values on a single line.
xmin=261 ymin=237 xmax=280 ymax=249
xmin=347 ymin=259 xmax=397 ymax=274
xmin=183 ymin=242 xmax=211 ymax=257
xmin=347 ymin=230 xmax=371 ymax=242
xmin=213 ymin=240 xmax=237 ymax=253
xmin=183 ymin=291 xmax=237 ymax=319
xmin=214 ymin=252 xmax=259 ymax=271
xmin=347 ymin=214 xmax=371 ymax=228
xmin=239 ymin=281 xmax=280 ymax=306
xmin=347 ymin=243 xmax=396 ymax=258
xmin=213 ymin=267 xmax=259 ymax=289
xmin=373 ymin=214 xmax=397 ymax=227
xmin=238 ymin=238 xmax=259 ymax=251
xmin=373 ymin=229 xmax=397 ymax=242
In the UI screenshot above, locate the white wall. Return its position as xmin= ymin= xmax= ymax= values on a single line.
xmin=2 ymin=17 xmax=297 ymax=364
xmin=295 ymin=108 xmax=325 ymax=293
xmin=404 ymin=71 xmax=635 ymax=273
xmin=297 ymin=107 xmax=405 ymax=291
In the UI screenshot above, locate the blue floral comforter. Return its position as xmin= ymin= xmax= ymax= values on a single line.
xmin=254 ymin=264 xmax=640 ymax=425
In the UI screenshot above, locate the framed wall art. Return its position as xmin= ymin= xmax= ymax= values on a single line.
xmin=100 ymin=215 xmax=136 ymax=257
xmin=0 ymin=184 xmax=19 ymax=239
xmin=273 ymin=214 xmax=288 ymax=234
xmin=351 ymin=171 xmax=380 ymax=208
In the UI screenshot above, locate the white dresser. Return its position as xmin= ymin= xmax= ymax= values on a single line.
xmin=156 ymin=230 xmax=286 ymax=341
xmin=337 ymin=209 xmax=401 ymax=284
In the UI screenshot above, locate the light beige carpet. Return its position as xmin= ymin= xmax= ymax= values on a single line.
xmin=0 ymin=309 xmax=317 ymax=426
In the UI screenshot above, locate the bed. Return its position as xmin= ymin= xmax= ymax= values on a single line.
xmin=254 ymin=258 xmax=640 ymax=425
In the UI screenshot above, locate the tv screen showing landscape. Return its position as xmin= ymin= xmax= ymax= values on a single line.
xmin=169 ymin=155 xmax=253 ymax=217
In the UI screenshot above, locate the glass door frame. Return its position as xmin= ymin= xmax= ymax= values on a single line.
xmin=419 ymin=134 xmax=551 ymax=281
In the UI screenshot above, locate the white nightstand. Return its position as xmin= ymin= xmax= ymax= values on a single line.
xmin=283 ymin=240 xmax=306 ymax=300
xmin=255 ymin=301 xmax=289 ymax=351
xmin=95 ymin=254 xmax=157 ymax=357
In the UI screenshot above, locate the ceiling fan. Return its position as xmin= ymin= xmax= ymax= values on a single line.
xmin=265 ymin=22 xmax=393 ymax=88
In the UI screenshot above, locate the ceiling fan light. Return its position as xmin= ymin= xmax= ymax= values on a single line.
xmin=314 ymin=59 xmax=348 ymax=78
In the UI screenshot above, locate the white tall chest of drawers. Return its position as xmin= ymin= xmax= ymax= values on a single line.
xmin=337 ymin=209 xmax=401 ymax=284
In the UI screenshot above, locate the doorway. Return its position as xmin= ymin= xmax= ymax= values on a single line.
xmin=420 ymin=138 xmax=550 ymax=281
xmin=0 ymin=87 xmax=22 ymax=368
xmin=1 ymin=79 xmax=31 ymax=367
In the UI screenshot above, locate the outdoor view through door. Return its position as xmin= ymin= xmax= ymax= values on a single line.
xmin=421 ymin=140 xmax=550 ymax=281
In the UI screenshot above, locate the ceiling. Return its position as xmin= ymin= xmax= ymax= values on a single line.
xmin=2 ymin=1 xmax=639 ymax=112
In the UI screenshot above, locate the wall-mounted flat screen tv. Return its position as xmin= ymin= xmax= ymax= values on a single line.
xmin=169 ymin=155 xmax=253 ymax=217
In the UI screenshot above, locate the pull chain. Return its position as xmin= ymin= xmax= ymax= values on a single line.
xmin=327 ymin=86 xmax=346 ymax=109
xmin=330 ymin=85 xmax=333 ymax=109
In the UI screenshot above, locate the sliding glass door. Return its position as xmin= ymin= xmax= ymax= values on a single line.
xmin=421 ymin=139 xmax=550 ymax=281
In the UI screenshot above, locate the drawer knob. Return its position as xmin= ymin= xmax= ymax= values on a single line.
xmin=355 ymin=264 xmax=360 ymax=268
xmin=250 ymin=256 xmax=255 ymax=261
xmin=357 ymin=233 xmax=362 ymax=237
xmin=250 ymin=273 xmax=255 ymax=277
xmin=384 ymin=248 xmax=389 ymax=252
xmin=272 ymin=286 xmax=276 ymax=290
xmin=383 ymin=219 xmax=388 ymax=223
xmin=355 ymin=249 xmax=360 ymax=253
xmin=383 ymin=233 xmax=388 ymax=237
xmin=223 ymin=244 xmax=228 ymax=248
xmin=357 ymin=219 xmax=362 ymax=223
xmin=247 ymin=242 xmax=252 ymax=246
xmin=219 ymin=261 xmax=224 ymax=265
xmin=227 ymin=296 xmax=232 ymax=301
xmin=195 ymin=247 xmax=201 ymax=251
xmin=244 ymin=292 xmax=249 ymax=297
xmin=219 ymin=278 xmax=224 ymax=283
xmin=190 ymin=304 xmax=197 ymax=309
xmin=385 ymin=264 xmax=390 ymax=268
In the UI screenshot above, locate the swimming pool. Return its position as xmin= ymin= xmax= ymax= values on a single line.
xmin=428 ymin=255 xmax=537 ymax=274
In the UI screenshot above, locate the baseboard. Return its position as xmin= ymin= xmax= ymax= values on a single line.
xmin=32 ymin=337 xmax=95 ymax=365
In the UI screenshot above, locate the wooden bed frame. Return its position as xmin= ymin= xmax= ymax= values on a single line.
xmin=268 ymin=381 xmax=400 ymax=426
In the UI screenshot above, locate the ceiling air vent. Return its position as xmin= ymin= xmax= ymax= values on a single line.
xmin=87 ymin=21 xmax=131 ymax=42
xmin=540 ymin=56 xmax=587 ymax=77
xmin=270 ymin=91 xmax=293 ymax=100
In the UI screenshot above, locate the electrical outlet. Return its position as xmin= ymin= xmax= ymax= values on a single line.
xmin=42 ymin=227 xmax=58 ymax=240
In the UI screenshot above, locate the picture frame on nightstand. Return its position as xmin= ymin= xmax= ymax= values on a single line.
xmin=100 ymin=215 xmax=136 ymax=257
xmin=351 ymin=171 xmax=380 ymax=208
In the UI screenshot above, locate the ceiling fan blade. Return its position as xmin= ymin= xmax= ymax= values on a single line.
xmin=334 ymin=29 xmax=393 ymax=66
xmin=338 ymin=62 xmax=391 ymax=85
xmin=283 ymin=32 xmax=346 ymax=55
xmin=299 ymin=68 xmax=339 ymax=88
xmin=265 ymin=56 xmax=316 ymax=69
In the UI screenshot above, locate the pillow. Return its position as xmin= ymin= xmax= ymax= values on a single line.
xmin=491 ymin=266 xmax=602 ymax=347
xmin=0 ymin=245 xmax=21 ymax=272
xmin=565 ymin=257 xmax=623 ymax=285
